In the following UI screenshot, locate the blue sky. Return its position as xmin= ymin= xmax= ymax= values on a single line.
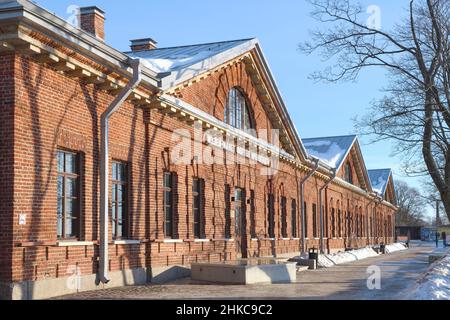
xmin=33 ymin=0 xmax=432 ymax=216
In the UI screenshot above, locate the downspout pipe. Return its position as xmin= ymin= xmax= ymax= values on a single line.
xmin=98 ymin=58 xmax=143 ymax=284
xmin=300 ymin=158 xmax=320 ymax=254
xmin=319 ymin=169 xmax=337 ymax=254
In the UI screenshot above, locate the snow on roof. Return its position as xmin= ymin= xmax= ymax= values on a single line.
xmin=126 ymin=39 xmax=254 ymax=74
xmin=302 ymin=135 xmax=357 ymax=169
xmin=368 ymin=169 xmax=392 ymax=195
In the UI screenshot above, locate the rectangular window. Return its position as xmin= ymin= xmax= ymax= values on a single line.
xmin=359 ymin=213 xmax=362 ymax=237
xmin=356 ymin=213 xmax=359 ymax=236
xmin=291 ymin=199 xmax=297 ymax=238
xmin=57 ymin=150 xmax=80 ymax=239
xmin=338 ymin=209 xmax=342 ymax=237
xmin=234 ymin=188 xmax=245 ymax=238
xmin=163 ymin=172 xmax=175 ymax=239
xmin=331 ymin=208 xmax=336 ymax=238
xmin=225 ymin=184 xmax=231 ymax=238
xmin=362 ymin=214 xmax=365 ymax=237
xmin=281 ymin=197 xmax=287 ymax=238
xmin=347 ymin=211 xmax=351 ymax=237
xmin=250 ymin=190 xmax=256 ymax=239
xmin=112 ymin=162 xmax=128 ymax=239
xmin=193 ymin=178 xmax=204 ymax=239
xmin=312 ymin=204 xmax=318 ymax=238
xmin=268 ymin=194 xmax=275 ymax=238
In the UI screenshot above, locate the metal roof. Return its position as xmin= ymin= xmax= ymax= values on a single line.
xmin=125 ymin=37 xmax=310 ymax=161
xmin=368 ymin=169 xmax=392 ymax=196
xmin=302 ymin=135 xmax=357 ymax=170
xmin=126 ymin=39 xmax=254 ymax=74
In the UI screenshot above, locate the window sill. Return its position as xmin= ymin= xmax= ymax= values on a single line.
xmin=16 ymin=241 xmax=57 ymax=248
xmin=280 ymin=238 xmax=291 ymax=241
xmin=114 ymin=240 xmax=141 ymax=245
xmin=57 ymin=241 xmax=94 ymax=247
xmin=162 ymin=239 xmax=183 ymax=244
xmin=193 ymin=239 xmax=211 ymax=243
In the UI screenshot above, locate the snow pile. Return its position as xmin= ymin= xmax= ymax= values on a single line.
xmin=317 ymin=247 xmax=379 ymax=268
xmin=350 ymin=247 xmax=380 ymax=260
xmin=317 ymin=254 xmax=335 ymax=268
xmin=139 ymin=51 xmax=213 ymax=73
xmin=372 ymin=176 xmax=386 ymax=194
xmin=303 ymin=140 xmax=345 ymax=168
xmin=407 ymin=255 xmax=450 ymax=300
xmin=302 ymin=136 xmax=356 ymax=169
xmin=385 ymin=243 xmax=408 ymax=253
xmin=368 ymin=169 xmax=391 ymax=195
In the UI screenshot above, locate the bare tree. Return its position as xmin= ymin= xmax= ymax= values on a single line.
xmin=421 ymin=178 xmax=450 ymax=224
xmin=395 ymin=180 xmax=427 ymax=226
xmin=300 ymin=0 xmax=450 ymax=220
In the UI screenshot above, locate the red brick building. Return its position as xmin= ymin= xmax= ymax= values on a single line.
xmin=0 ymin=1 xmax=398 ymax=299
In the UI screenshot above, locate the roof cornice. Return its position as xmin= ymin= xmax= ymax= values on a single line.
xmin=0 ymin=0 xmax=160 ymax=88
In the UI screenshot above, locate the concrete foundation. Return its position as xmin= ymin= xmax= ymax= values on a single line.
xmin=0 ymin=267 xmax=148 ymax=300
xmin=191 ymin=260 xmax=297 ymax=284
xmin=0 ymin=264 xmax=197 ymax=300
xmin=149 ymin=265 xmax=191 ymax=284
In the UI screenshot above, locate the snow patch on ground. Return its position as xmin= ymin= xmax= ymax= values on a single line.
xmin=317 ymin=247 xmax=379 ymax=268
xmin=315 ymin=244 xmax=408 ymax=268
xmin=385 ymin=243 xmax=408 ymax=253
xmin=406 ymin=255 xmax=450 ymax=300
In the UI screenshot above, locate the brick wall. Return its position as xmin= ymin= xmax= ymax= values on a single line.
xmin=0 ymin=52 xmax=15 ymax=283
xmin=3 ymin=51 xmax=397 ymax=286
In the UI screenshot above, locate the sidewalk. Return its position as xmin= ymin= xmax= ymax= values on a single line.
xmin=56 ymin=243 xmax=437 ymax=300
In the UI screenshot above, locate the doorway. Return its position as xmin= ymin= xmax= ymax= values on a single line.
xmin=234 ymin=188 xmax=248 ymax=258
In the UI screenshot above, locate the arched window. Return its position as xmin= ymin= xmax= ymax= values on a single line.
xmin=344 ymin=163 xmax=353 ymax=184
xmin=224 ymin=88 xmax=254 ymax=131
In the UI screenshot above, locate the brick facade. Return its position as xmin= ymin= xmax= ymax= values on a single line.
xmin=0 ymin=1 xmax=397 ymax=299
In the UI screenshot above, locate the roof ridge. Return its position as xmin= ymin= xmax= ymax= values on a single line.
xmin=302 ymin=134 xmax=357 ymax=141
xmin=124 ymin=38 xmax=255 ymax=53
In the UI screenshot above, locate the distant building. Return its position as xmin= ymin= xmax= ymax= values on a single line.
xmin=395 ymin=226 xmax=422 ymax=240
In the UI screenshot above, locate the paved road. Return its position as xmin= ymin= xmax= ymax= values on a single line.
xmin=59 ymin=242 xmax=442 ymax=300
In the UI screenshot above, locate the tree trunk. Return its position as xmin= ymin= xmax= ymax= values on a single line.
xmin=422 ymin=92 xmax=450 ymax=221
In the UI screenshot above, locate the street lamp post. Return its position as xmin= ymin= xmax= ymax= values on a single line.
xmin=436 ymin=199 xmax=440 ymax=248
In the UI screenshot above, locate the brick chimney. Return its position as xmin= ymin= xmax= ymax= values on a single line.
xmin=130 ymin=38 xmax=158 ymax=51
xmin=79 ymin=6 xmax=105 ymax=41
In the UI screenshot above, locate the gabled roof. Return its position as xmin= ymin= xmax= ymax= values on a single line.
xmin=302 ymin=135 xmax=357 ymax=170
xmin=368 ymin=169 xmax=393 ymax=196
xmin=126 ymin=38 xmax=260 ymax=90
xmin=126 ymin=39 xmax=253 ymax=74
xmin=127 ymin=38 xmax=309 ymax=161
